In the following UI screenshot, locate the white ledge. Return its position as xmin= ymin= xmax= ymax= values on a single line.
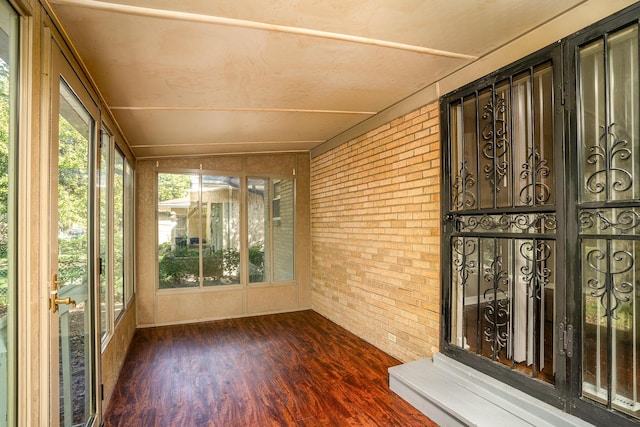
xmin=389 ymin=353 xmax=594 ymax=427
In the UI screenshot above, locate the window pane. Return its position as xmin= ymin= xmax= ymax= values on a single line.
xmin=273 ymin=179 xmax=294 ymax=281
xmin=248 ymin=178 xmax=269 ymax=283
xmin=579 ymin=38 xmax=606 ymax=203
xmin=113 ymin=150 xmax=124 ymax=318
xmin=202 ymin=176 xmax=240 ymax=286
xmin=58 ymin=80 xmax=94 ymax=427
xmin=0 ymin=2 xmax=17 ymax=423
xmin=248 ymin=178 xmax=294 ymax=283
xmin=608 ymin=26 xmax=639 ymax=201
xmin=157 ymin=173 xmax=199 ymax=288
xmin=99 ymin=130 xmax=110 ymax=340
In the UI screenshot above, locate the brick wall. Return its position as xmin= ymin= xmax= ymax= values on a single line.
xmin=310 ymin=102 xmax=441 ymax=362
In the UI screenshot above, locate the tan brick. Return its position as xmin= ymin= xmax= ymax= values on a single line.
xmin=311 ymin=102 xmax=442 ymax=363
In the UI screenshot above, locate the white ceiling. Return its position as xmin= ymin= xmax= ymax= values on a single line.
xmin=49 ymin=0 xmax=586 ymax=159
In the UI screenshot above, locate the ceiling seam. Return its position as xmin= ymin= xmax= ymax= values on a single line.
xmin=110 ymin=107 xmax=377 ymax=115
xmin=50 ymin=0 xmax=478 ymax=60
xmin=137 ymin=150 xmax=310 ymax=160
xmin=131 ymin=141 xmax=324 ymax=148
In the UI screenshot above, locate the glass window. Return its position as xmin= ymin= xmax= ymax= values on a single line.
xmin=113 ymin=149 xmax=124 ymax=319
xmin=272 ymin=179 xmax=294 ymax=282
xmin=202 ymin=176 xmax=240 ymax=286
xmin=248 ymin=178 xmax=269 ymax=283
xmin=159 ymin=173 xmax=293 ymax=288
xmin=248 ymin=178 xmax=294 ymax=283
xmin=99 ymin=137 xmax=134 ymax=339
xmin=0 ymin=1 xmax=17 ymax=423
xmin=157 ymin=173 xmax=241 ymax=288
xmin=99 ymin=129 xmax=110 ymax=341
xmin=157 ymin=173 xmax=198 ymax=288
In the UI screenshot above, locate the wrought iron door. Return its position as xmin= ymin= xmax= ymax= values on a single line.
xmin=442 ymin=45 xmax=568 ymax=406
xmin=569 ymin=16 xmax=640 ymax=425
xmin=443 ymin=5 xmax=640 ymax=425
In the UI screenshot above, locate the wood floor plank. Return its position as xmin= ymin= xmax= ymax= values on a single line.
xmin=103 ymin=310 xmax=437 ymax=426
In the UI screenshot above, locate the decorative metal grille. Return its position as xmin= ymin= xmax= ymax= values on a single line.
xmin=520 ymin=240 xmax=553 ymax=300
xmin=578 ymin=23 xmax=640 ymax=415
xmin=579 ymin=209 xmax=640 ymax=235
xmin=584 ymin=124 xmax=632 ymax=198
xmin=520 ymin=148 xmax=552 ymax=205
xmin=482 ymin=252 xmax=510 ymax=358
xmin=481 ymin=94 xmax=510 ymax=190
xmin=452 ymin=161 xmax=476 ymax=209
xmin=446 ymin=61 xmax=556 ymax=383
xmin=584 ymin=245 xmax=633 ymax=319
xmin=457 ymin=213 xmax=556 ymax=233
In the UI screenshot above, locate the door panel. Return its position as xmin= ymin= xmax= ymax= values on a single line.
xmin=442 ymin=45 xmax=568 ymax=407
xmin=442 ymin=4 xmax=640 ymax=425
xmin=572 ymin=19 xmax=640 ymax=424
xmin=0 ymin=1 xmax=18 ymax=425
xmin=49 ymin=40 xmax=98 ymax=427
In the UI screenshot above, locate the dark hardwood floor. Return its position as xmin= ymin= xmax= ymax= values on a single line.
xmin=103 ymin=310 xmax=437 ymax=426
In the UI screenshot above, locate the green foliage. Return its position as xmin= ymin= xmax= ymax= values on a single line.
xmin=58 ymin=234 xmax=88 ymax=285
xmin=248 ymin=244 xmax=264 ymax=282
xmin=0 ymin=61 xmax=11 ymax=259
xmin=158 ymin=173 xmax=192 ymax=202
xmin=202 ymin=249 xmax=240 ymax=281
xmin=57 ymin=115 xmax=89 ymax=234
xmin=158 ymin=243 xmax=241 ymax=288
xmin=158 ymin=243 xmax=196 ymax=287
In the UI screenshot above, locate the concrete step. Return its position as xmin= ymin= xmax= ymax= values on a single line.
xmin=389 ymin=353 xmax=594 ymax=427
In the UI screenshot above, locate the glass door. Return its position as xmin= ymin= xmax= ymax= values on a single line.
xmin=0 ymin=1 xmax=18 ymax=425
xmin=48 ymin=40 xmax=98 ymax=427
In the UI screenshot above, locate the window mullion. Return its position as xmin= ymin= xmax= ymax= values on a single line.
xmin=199 ymin=174 xmax=203 ymax=288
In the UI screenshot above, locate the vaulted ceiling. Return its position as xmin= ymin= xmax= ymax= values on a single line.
xmin=49 ymin=0 xmax=589 ymax=159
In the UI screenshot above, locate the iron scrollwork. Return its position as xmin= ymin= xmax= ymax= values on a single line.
xmin=585 ymin=248 xmax=633 ymax=319
xmin=482 ymin=95 xmax=510 ymax=191
xmin=452 ymin=237 xmax=477 ymax=287
xmin=585 ymin=123 xmax=632 ymax=197
xmin=483 ymin=254 xmax=510 ymax=359
xmin=452 ymin=161 xmax=476 ymax=209
xmin=520 ymin=240 xmax=553 ymax=300
xmin=579 ymin=209 xmax=640 ymax=234
xmin=458 ymin=213 xmax=557 ymax=233
xmin=520 ymin=148 xmax=551 ymax=205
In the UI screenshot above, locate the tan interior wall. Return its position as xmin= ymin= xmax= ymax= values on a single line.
xmin=100 ymin=299 xmax=136 ymax=412
xmin=135 ymin=153 xmax=311 ymax=326
xmin=310 ymin=103 xmax=441 ymax=363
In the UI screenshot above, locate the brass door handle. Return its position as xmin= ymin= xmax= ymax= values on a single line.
xmin=49 ymin=274 xmax=77 ymax=312
xmin=52 ymin=296 xmax=77 ymax=312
